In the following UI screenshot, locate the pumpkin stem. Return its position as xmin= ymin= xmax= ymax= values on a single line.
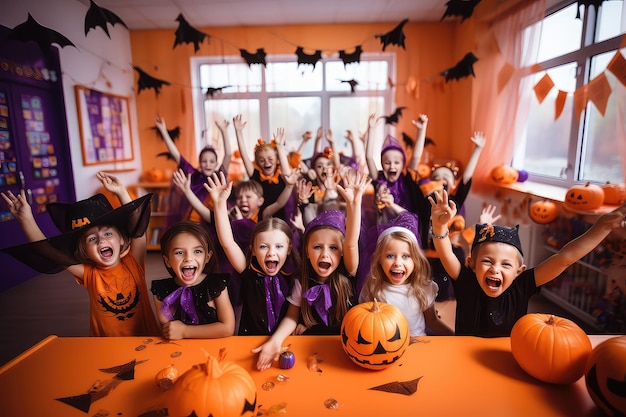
xmin=546 ymin=315 xmax=555 ymax=326
xmin=201 ymin=355 xmax=223 ymax=378
xmin=371 ymin=298 xmax=381 ymax=313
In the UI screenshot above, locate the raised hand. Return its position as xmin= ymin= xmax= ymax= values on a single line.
xmin=428 ymin=190 xmax=458 ymax=228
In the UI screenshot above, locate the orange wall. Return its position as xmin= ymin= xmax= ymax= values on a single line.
xmin=130 ymin=21 xmax=473 ymax=174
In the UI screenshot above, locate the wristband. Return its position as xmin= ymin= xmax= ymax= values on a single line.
xmin=432 ymin=230 xmax=449 ymax=239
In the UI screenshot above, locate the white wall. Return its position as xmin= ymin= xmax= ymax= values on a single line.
xmin=2 ymin=0 xmax=142 ymax=200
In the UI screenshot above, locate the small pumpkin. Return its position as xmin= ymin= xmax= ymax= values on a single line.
xmin=490 ymin=164 xmax=519 ymax=185
xmin=279 ymin=351 xmax=295 ymax=369
xmin=155 ymin=364 xmax=179 ymax=390
xmin=585 ymin=336 xmax=626 ymax=417
xmin=510 ymin=313 xmax=592 ymax=384
xmin=144 ymin=167 xmax=165 ymax=183
xmin=166 ymin=355 xmax=257 ymax=417
xmin=529 ymin=200 xmax=560 ymax=224
xmin=564 ymin=182 xmax=605 ymax=211
xmin=602 ymin=182 xmax=626 ymax=206
xmin=340 ymin=299 xmax=409 ymax=370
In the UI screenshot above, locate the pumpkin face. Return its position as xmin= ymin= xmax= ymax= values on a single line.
xmin=529 ymin=200 xmax=560 ymax=224
xmin=510 ymin=313 xmax=592 ymax=384
xmin=340 ymin=299 xmax=409 ymax=370
xmin=144 ymin=167 xmax=165 ymax=183
xmin=490 ymin=164 xmax=519 ymax=185
xmin=167 ymin=355 xmax=257 ymax=417
xmin=564 ymin=182 xmax=605 ymax=211
xmin=602 ymin=182 xmax=626 ymax=206
xmin=585 ymin=336 xmax=626 ymax=416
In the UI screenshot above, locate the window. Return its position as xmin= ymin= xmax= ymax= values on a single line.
xmin=514 ymin=1 xmax=625 ymax=186
xmin=190 ymin=53 xmax=394 ymax=162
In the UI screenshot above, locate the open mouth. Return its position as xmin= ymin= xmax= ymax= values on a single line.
xmin=317 ymin=261 xmax=332 ymax=274
xmin=390 ymin=269 xmax=405 ymax=282
xmin=265 ymin=260 xmax=279 ymax=274
xmin=486 ymin=277 xmax=502 ymax=289
xmin=182 ymin=266 xmax=197 ymax=280
xmin=100 ymin=247 xmax=113 ymax=259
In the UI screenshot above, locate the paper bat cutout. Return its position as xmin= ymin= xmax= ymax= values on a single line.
xmin=205 ymin=85 xmax=231 ymax=97
xmin=84 ymin=0 xmax=128 ymax=38
xmin=339 ymin=46 xmax=363 ymax=67
xmin=441 ymin=0 xmax=482 ymax=23
xmin=174 ymin=13 xmax=210 ymax=52
xmin=381 ymin=107 xmax=407 ymax=125
xmin=151 ymin=125 xmax=181 ymax=141
xmin=375 ymin=19 xmax=409 ymax=51
xmin=133 ymin=66 xmax=171 ymax=95
xmin=240 ymin=48 xmax=267 ymax=67
xmin=369 ymin=376 xmax=423 ymax=396
xmin=8 ymin=13 xmax=76 ymax=55
xmin=576 ymin=0 xmax=606 ymax=18
xmin=157 ymin=151 xmax=177 ymax=161
xmin=339 ymin=79 xmax=358 ymax=93
xmin=296 ymin=47 xmax=322 ymax=68
xmin=441 ymin=52 xmax=478 ymax=82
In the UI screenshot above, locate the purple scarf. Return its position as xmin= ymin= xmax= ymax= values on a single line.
xmin=160 ymin=287 xmax=199 ymax=325
xmin=303 ymin=284 xmax=332 ymax=326
xmin=264 ymin=275 xmax=286 ymax=332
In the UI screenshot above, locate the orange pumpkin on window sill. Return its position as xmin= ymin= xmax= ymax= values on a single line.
xmin=564 ymin=182 xmax=605 ymax=212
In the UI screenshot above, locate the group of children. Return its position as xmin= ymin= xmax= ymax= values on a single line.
xmin=2 ymin=112 xmax=626 ymax=372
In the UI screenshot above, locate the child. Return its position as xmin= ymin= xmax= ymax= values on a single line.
xmin=429 ymin=190 xmax=626 ymax=337
xmin=359 ymin=213 xmax=454 ymax=336
xmin=151 ymin=221 xmax=235 ymax=339
xmin=205 ymin=171 xmax=300 ymax=338
xmin=0 ymin=172 xmax=160 ymax=337
xmin=251 ymin=171 xmax=370 ymax=371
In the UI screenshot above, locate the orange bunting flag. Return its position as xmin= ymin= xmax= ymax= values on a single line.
xmin=533 ymin=73 xmax=555 ymax=103
xmin=621 ymin=34 xmax=626 ymax=48
xmin=497 ymin=62 xmax=515 ymax=93
xmin=573 ymin=86 xmax=588 ymax=122
xmin=587 ymin=72 xmax=612 ymax=116
xmin=555 ymin=90 xmax=567 ymax=120
xmin=607 ymin=51 xmax=626 ymax=87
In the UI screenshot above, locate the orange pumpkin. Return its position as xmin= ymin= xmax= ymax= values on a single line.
xmin=166 ymin=355 xmax=256 ymax=417
xmin=529 ymin=200 xmax=560 ymax=224
xmin=564 ymin=182 xmax=605 ymax=211
xmin=602 ymin=182 xmax=626 ymax=206
xmin=144 ymin=167 xmax=165 ymax=183
xmin=340 ymin=299 xmax=409 ymax=370
xmin=155 ymin=364 xmax=179 ymax=390
xmin=490 ymin=164 xmax=519 ymax=185
xmin=510 ymin=313 xmax=592 ymax=384
xmin=585 ymin=336 xmax=626 ymax=417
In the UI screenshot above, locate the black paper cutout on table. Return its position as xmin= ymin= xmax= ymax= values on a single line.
xmin=375 ymin=19 xmax=409 ymax=51
xmin=440 ymin=52 xmax=478 ymax=82
xmin=340 ymin=79 xmax=358 ymax=93
xmin=339 ymin=46 xmax=363 ymax=67
xmin=240 ymin=48 xmax=267 ymax=67
xmin=369 ymin=376 xmax=423 ymax=395
xmin=84 ymin=0 xmax=128 ymax=38
xmin=296 ymin=47 xmax=322 ymax=68
xmin=8 ymin=13 xmax=75 ymax=55
xmin=576 ymin=0 xmax=606 ymax=19
xmin=133 ymin=66 xmax=171 ymax=95
xmin=174 ymin=13 xmax=210 ymax=52
xmin=205 ymin=85 xmax=232 ymax=97
xmin=440 ymin=0 xmax=482 ymax=23
xmin=381 ymin=107 xmax=407 ymax=125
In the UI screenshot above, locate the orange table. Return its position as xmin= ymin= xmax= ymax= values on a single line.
xmin=0 ymin=335 xmax=612 ymax=417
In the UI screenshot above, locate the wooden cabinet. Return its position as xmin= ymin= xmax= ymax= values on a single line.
xmin=130 ymin=182 xmax=170 ymax=251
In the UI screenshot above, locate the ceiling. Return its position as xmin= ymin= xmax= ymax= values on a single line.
xmin=79 ymin=0 xmax=459 ymax=30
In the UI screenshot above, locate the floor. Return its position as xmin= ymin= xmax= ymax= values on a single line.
xmin=0 ymin=252 xmax=595 ymax=367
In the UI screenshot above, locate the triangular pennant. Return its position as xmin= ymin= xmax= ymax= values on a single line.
xmin=586 ymin=72 xmax=612 ymax=116
xmin=497 ymin=62 xmax=515 ymax=93
xmin=533 ymin=73 xmax=555 ymax=103
xmin=607 ymin=51 xmax=626 ymax=87
xmin=555 ymin=90 xmax=567 ymax=120
xmin=369 ymin=376 xmax=423 ymax=395
xmin=573 ymin=85 xmax=589 ymax=121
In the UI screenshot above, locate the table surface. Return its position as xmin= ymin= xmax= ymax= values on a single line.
xmin=0 ymin=334 xmax=613 ymax=417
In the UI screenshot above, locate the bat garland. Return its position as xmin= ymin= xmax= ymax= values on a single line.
xmin=8 ymin=13 xmax=76 ymax=55
xmin=339 ymin=79 xmax=359 ymax=93
xmin=151 ymin=125 xmax=181 ymax=141
xmin=133 ymin=66 xmax=171 ymax=95
xmin=375 ymin=19 xmax=409 ymax=51
xmin=339 ymin=46 xmax=363 ymax=67
xmin=441 ymin=0 xmax=482 ymax=23
xmin=204 ymin=86 xmax=232 ymax=97
xmin=174 ymin=13 xmax=210 ymax=52
xmin=296 ymin=47 xmax=322 ymax=68
xmin=240 ymin=48 xmax=267 ymax=67
xmin=440 ymin=52 xmax=478 ymax=82
xmin=381 ymin=107 xmax=407 ymax=125
xmin=576 ymin=0 xmax=606 ymax=19
xmin=84 ymin=0 xmax=128 ymax=38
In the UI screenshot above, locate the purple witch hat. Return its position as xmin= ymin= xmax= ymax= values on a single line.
xmin=305 ymin=210 xmax=346 ymax=237
xmin=381 ymin=134 xmax=406 ymax=162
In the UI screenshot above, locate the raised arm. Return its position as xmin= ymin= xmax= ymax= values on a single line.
xmin=233 ymin=114 xmax=255 ymax=177
xmin=428 ymin=190 xmax=461 ymax=279
xmin=365 ymin=114 xmax=379 ymax=181
xmin=325 ymin=129 xmax=341 ymax=168
xmin=155 ymin=115 xmax=181 ymax=165
xmin=274 ymin=127 xmax=292 ymax=178
xmin=214 ymin=117 xmax=232 ymax=174
xmin=171 ymin=169 xmax=212 ymax=224
xmin=408 ymin=114 xmax=428 ymax=171
xmin=262 ymin=168 xmax=299 ymax=219
xmin=462 ymin=132 xmax=486 ymax=185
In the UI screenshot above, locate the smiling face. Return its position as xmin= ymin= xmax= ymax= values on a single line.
xmin=81 ymin=225 xmax=125 ymax=268
xmin=236 ymin=189 xmax=264 ymax=219
xmin=380 ymin=238 xmax=414 ymax=286
xmin=199 ymin=148 xmax=219 ymax=177
xmin=381 ymin=149 xmax=404 ymax=183
xmin=313 ymin=157 xmax=333 ymax=182
xmin=305 ymin=228 xmax=344 ymax=281
xmin=252 ymin=230 xmax=290 ymax=276
xmin=163 ymin=231 xmax=212 ymax=287
xmin=468 ymin=242 xmax=526 ymax=297
xmin=255 ymin=147 xmax=278 ymax=177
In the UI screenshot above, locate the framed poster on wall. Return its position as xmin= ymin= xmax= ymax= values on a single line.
xmin=75 ymin=86 xmax=134 ymax=165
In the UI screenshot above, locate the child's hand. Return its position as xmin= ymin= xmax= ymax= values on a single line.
xmin=302 ymin=130 xmax=313 ymax=142
xmin=411 ymin=113 xmax=428 ymax=129
xmin=368 ymin=113 xmax=378 ymax=128
xmin=233 ymin=114 xmax=247 ymax=130
xmin=155 ymin=114 xmax=167 ymax=131
xmin=325 ymin=129 xmax=334 ymax=145
xmin=294 ymin=324 xmax=308 ymax=335
xmin=471 ymin=131 xmax=486 ymax=149
xmin=290 ymin=209 xmax=305 ymax=234
xmin=296 ymin=178 xmax=314 ymax=203
xmin=1 ymin=190 xmax=33 ymax=222
xmin=429 ymin=190 xmax=458 ymax=227
xmin=282 ymin=168 xmax=300 ymax=186
xmin=172 ymin=169 xmax=192 ymax=193
xmin=161 ymin=320 xmax=185 ymax=340
xmin=337 ymin=169 xmax=371 ymax=206
xmin=229 ymin=205 xmax=243 ymax=220
xmin=344 ymin=130 xmax=354 ymax=143
xmin=273 ymin=127 xmax=285 ymax=146
xmin=315 ymin=126 xmax=324 ymax=141
xmin=251 ymin=339 xmax=283 ymax=371
xmin=479 ymin=204 xmax=501 ymax=224
xmin=97 ymin=171 xmax=125 ymax=195
xmin=204 ymin=172 xmax=232 ymax=207
xmin=215 ymin=118 xmax=230 ymax=131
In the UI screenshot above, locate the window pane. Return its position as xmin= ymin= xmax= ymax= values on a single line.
xmin=204 ymin=99 xmax=261 ymax=157
xmin=199 ymin=63 xmax=262 ymax=93
xmin=326 ymin=60 xmax=389 ymax=91
xmin=596 ymin=1 xmax=624 ymax=42
xmin=579 ymin=50 xmax=625 ymax=183
xmin=536 ymin=3 xmax=583 ymax=62
xmin=268 ymin=97 xmax=321 ymax=152
xmin=266 ymin=62 xmax=322 ymax=92
xmin=329 ymin=96 xmax=385 ymax=157
xmin=518 ymin=63 xmax=577 ymax=178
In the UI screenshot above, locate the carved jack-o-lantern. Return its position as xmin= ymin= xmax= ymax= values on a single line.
xmin=529 ymin=200 xmax=560 ymax=224
xmin=166 ymin=355 xmax=257 ymax=417
xmin=564 ymin=182 xmax=605 ymax=211
xmin=490 ymin=164 xmax=519 ymax=185
xmin=585 ymin=336 xmax=626 ymax=417
xmin=144 ymin=167 xmax=165 ymax=183
xmin=602 ymin=182 xmax=626 ymax=206
xmin=340 ymin=299 xmax=409 ymax=370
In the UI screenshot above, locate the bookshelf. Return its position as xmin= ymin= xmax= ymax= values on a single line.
xmin=131 ymin=182 xmax=170 ymax=251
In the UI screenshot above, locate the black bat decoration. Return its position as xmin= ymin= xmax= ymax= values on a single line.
xmin=151 ymin=125 xmax=180 ymax=141
xmin=440 ymin=52 xmax=478 ymax=82
xmin=440 ymin=0 xmax=482 ymax=23
xmin=204 ymin=85 xmax=232 ymax=97
xmin=339 ymin=79 xmax=358 ymax=93
xmin=375 ymin=19 xmax=409 ymax=51
xmin=381 ymin=107 xmax=407 ymax=125
xmin=84 ymin=0 xmax=128 ymax=38
xmin=339 ymin=46 xmax=363 ymax=67
xmin=8 ymin=13 xmax=76 ymax=55
xmin=240 ymin=48 xmax=267 ymax=67
xmin=157 ymin=152 xmax=177 ymax=162
xmin=174 ymin=13 xmax=210 ymax=52
xmin=133 ymin=66 xmax=171 ymax=95
xmin=576 ymin=0 xmax=606 ymax=19
xmin=295 ymin=47 xmax=322 ymax=68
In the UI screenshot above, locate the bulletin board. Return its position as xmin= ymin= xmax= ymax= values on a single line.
xmin=75 ymin=86 xmax=134 ymax=165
